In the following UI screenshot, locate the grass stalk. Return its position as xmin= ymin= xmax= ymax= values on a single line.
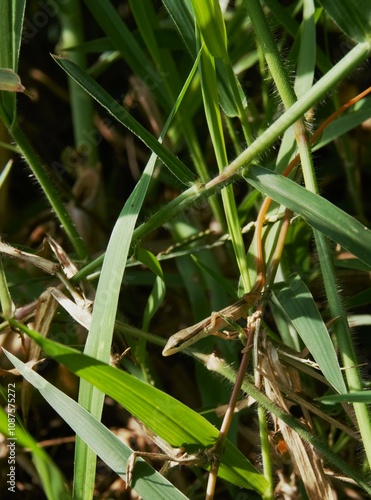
xmin=246 ymin=0 xmax=371 ymax=471
xmin=9 ymin=121 xmax=87 ymax=259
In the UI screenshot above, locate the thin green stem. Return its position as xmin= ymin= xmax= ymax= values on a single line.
xmin=206 ymin=41 xmax=370 ymax=188
xmin=9 ymin=122 xmax=87 ymax=259
xmin=246 ymin=0 xmax=371 ymax=471
xmin=0 ymin=256 xmax=14 ymax=318
xmin=258 ymin=405 xmax=273 ymax=499
xmin=72 ymin=41 xmax=371 ymax=281
xmin=197 ymin=353 xmax=371 ymax=496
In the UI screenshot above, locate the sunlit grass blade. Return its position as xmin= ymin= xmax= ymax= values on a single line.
xmin=294 ymin=0 xmax=316 ymax=97
xmin=245 ymin=164 xmax=371 ymax=268
xmin=73 ymin=137 xmax=159 ymax=498
xmin=313 ymin=97 xmax=371 ymax=151
xmin=190 ymin=0 xmax=228 ymax=62
xmin=2 ymin=350 xmax=187 ymax=500
xmin=6 ymin=322 xmax=269 ymax=494
xmin=135 ymin=248 xmax=166 ymax=378
xmin=162 ymin=0 xmax=197 ymax=56
xmin=199 ymin=41 xmax=251 ymax=291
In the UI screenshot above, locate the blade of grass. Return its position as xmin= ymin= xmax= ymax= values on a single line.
xmin=319 ymin=0 xmax=371 ymax=43
xmin=72 ymin=54 xmax=207 ymax=499
xmin=52 ymin=55 xmax=194 ymax=185
xmin=265 ymin=0 xmax=332 ymax=73
xmin=313 ymin=97 xmax=371 ymax=151
xmin=273 ymin=274 xmax=347 ymax=394
xmin=135 ymin=248 xmax=166 ymax=382
xmin=4 ymin=324 xmax=269 ymax=495
xmin=198 ymin=40 xmax=251 ymax=291
xmin=245 ymin=164 xmax=371 ymax=268
xmin=320 ymin=392 xmax=371 ymax=404
xmin=2 ymin=350 xmax=188 ymax=500
xmin=164 ymin=0 xmax=252 ymax=133
xmin=58 ymin=1 xmax=98 ymax=165
xmin=294 ymin=0 xmax=316 ymax=97
xmin=189 ymin=0 xmax=228 ymax=62
xmin=0 ymin=1 xmax=26 ymax=126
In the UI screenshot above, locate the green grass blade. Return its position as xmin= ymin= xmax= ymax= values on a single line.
xmin=0 ymin=254 xmax=14 ymax=318
xmin=214 ymin=59 xmax=247 ymax=118
xmin=162 ymin=0 xmax=197 ymax=56
xmin=6 ymin=323 xmax=269 ymax=495
xmin=73 ymin=150 xmax=159 ymax=498
xmin=294 ymin=0 xmax=316 ymax=97
xmin=273 ymin=274 xmax=347 ymax=394
xmin=265 ymin=0 xmax=332 ymax=74
xmin=58 ymin=1 xmax=98 ymax=165
xmin=0 ymin=1 xmax=25 ymax=125
xmin=319 ymin=0 xmax=371 ymax=43
xmin=72 ymin=58 xmax=213 ymax=498
xmin=134 ymin=248 xmax=166 ymax=377
xmin=190 ymin=0 xmax=228 ymax=62
xmin=245 ymin=164 xmax=371 ymax=268
xmin=136 ymin=248 xmax=166 ymax=332
xmin=199 ymin=42 xmax=251 ymax=290
xmin=2 ymin=350 xmax=187 ymax=500
xmin=313 ymin=98 xmax=371 ymax=151
xmin=319 ymin=392 xmax=371 ymax=404
xmin=52 ymin=56 xmax=194 ymax=185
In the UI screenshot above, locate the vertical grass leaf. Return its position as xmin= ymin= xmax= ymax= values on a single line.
xmin=162 ymin=0 xmax=197 ymax=56
xmin=294 ymin=0 xmax=316 ymax=97
xmin=190 ymin=0 xmax=229 ymax=62
xmin=0 ymin=1 xmax=26 ymax=125
xmin=136 ymin=247 xmax=166 ymax=332
xmin=273 ymin=274 xmax=347 ymax=394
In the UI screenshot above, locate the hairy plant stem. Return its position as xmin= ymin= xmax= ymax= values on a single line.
xmin=10 ymin=121 xmax=87 ymax=259
xmin=246 ymin=0 xmax=371 ymax=470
